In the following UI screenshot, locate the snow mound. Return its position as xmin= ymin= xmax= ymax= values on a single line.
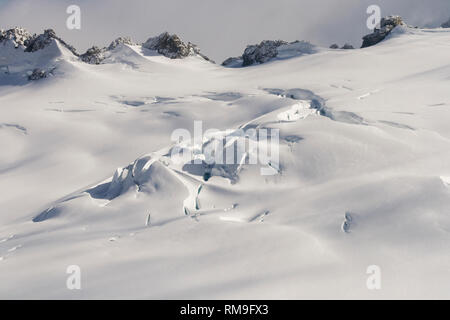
xmin=86 ymin=156 xmax=182 ymax=200
xmin=277 ymin=101 xmax=317 ymax=121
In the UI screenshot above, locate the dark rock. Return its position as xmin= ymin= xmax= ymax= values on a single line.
xmin=142 ymin=32 xmax=207 ymax=60
xmin=0 ymin=27 xmax=33 ymax=48
xmin=361 ymin=16 xmax=404 ymax=48
xmin=242 ymin=40 xmax=288 ymax=66
xmin=80 ymin=46 xmax=105 ymax=64
xmin=25 ymin=29 xmax=78 ymax=55
xmin=442 ymin=18 xmax=450 ymax=28
xmin=80 ymin=37 xmax=134 ymax=65
xmin=28 ymin=68 xmax=48 ymax=81
xmin=341 ymin=43 xmax=354 ymax=49
xmin=223 ymin=40 xmax=315 ymax=67
xmin=221 ymin=57 xmax=243 ymax=67
xmin=107 ymin=37 xmax=134 ymax=50
xmin=329 ymin=44 xmax=339 ymax=49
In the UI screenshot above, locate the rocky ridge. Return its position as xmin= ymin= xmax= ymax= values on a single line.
xmin=361 ymin=15 xmax=405 ymax=48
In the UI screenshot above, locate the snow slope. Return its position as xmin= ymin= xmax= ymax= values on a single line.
xmin=1 ymin=26 xmax=450 ymax=299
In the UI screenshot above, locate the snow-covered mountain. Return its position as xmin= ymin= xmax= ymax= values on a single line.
xmin=0 ymin=28 xmax=212 ymax=82
xmin=1 ymin=20 xmax=450 ymax=299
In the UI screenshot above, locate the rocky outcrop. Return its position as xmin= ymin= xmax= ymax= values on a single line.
xmin=0 ymin=27 xmax=33 ymax=48
xmin=330 ymin=43 xmax=354 ymax=49
xmin=25 ymin=29 xmax=78 ymax=55
xmin=28 ymin=68 xmax=51 ymax=81
xmin=0 ymin=28 xmax=77 ymax=55
xmin=242 ymin=40 xmax=287 ymax=66
xmin=442 ymin=18 xmax=450 ymax=28
xmin=142 ymin=32 xmax=196 ymax=58
xmin=142 ymin=32 xmax=211 ymax=61
xmin=2 ymin=27 xmax=212 ymax=68
xmin=361 ymin=16 xmax=405 ymax=48
xmin=80 ymin=46 xmax=105 ymax=64
xmin=341 ymin=43 xmax=354 ymax=49
xmin=107 ymin=36 xmax=134 ymax=50
xmin=223 ymin=40 xmax=315 ymax=67
xmin=80 ymin=37 xmax=135 ymax=64
xmin=221 ymin=57 xmax=243 ymax=67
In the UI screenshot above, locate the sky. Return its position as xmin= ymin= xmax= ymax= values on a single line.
xmin=0 ymin=0 xmax=449 ymax=62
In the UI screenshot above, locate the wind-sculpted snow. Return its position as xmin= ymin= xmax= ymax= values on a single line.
xmin=2 ymin=24 xmax=450 ymax=299
xmin=33 ymin=101 xmax=292 ymax=221
xmin=264 ymin=88 xmax=367 ymax=125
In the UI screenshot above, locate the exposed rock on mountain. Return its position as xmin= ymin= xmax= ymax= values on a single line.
xmin=2 ymin=27 xmax=213 ymax=68
xmin=0 ymin=28 xmax=77 ymax=56
xmin=329 ymin=44 xmax=339 ymax=49
xmin=0 ymin=27 xmax=33 ymax=48
xmin=80 ymin=46 xmax=105 ymax=64
xmin=341 ymin=43 xmax=354 ymax=49
xmin=242 ymin=40 xmax=287 ymax=66
xmin=361 ymin=15 xmax=405 ymax=48
xmin=27 ymin=68 xmax=50 ymax=81
xmin=442 ymin=18 xmax=450 ymax=28
xmin=142 ymin=32 xmax=206 ymax=60
xmin=223 ymin=40 xmax=316 ymax=67
xmin=80 ymin=37 xmax=135 ymax=64
xmin=107 ymin=36 xmax=134 ymax=50
xmin=221 ymin=56 xmax=243 ymax=67
xmin=25 ymin=29 xmax=78 ymax=55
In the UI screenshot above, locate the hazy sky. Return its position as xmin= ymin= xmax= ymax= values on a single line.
xmin=1 ymin=0 xmax=449 ymax=62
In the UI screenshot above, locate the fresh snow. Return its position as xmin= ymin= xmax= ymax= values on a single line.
xmin=1 ymin=25 xmax=450 ymax=299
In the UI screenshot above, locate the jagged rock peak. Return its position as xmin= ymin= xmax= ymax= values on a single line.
xmin=142 ymin=32 xmax=205 ymax=60
xmin=108 ymin=36 xmax=134 ymax=50
xmin=80 ymin=46 xmax=104 ymax=64
xmin=442 ymin=18 xmax=450 ymax=28
xmin=361 ymin=15 xmax=405 ymax=48
xmin=80 ymin=37 xmax=135 ymax=65
xmin=107 ymin=37 xmax=135 ymax=50
xmin=25 ymin=29 xmax=78 ymax=55
xmin=0 ymin=27 xmax=34 ymax=48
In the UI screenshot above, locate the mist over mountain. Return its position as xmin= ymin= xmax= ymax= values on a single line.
xmin=1 ymin=0 xmax=449 ymax=62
